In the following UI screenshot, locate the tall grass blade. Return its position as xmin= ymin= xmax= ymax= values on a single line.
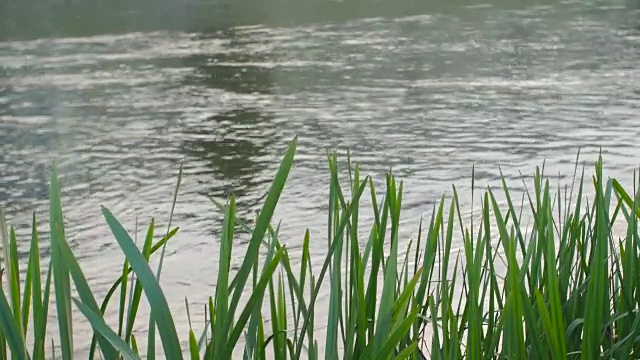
xmin=49 ymin=163 xmax=75 ymax=360
xmin=223 ymin=137 xmax=298 ymax=348
xmin=9 ymin=228 xmax=23 ymax=338
xmin=55 ymin=224 xmax=119 ymax=360
xmin=221 ymin=248 xmax=286 ymax=359
xmin=582 ymin=156 xmax=609 ymax=360
xmin=102 ymin=207 xmax=183 ymax=360
xmin=212 ymin=195 xmax=235 ymax=358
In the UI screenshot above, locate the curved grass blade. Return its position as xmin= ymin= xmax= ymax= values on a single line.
xmin=88 ymin=225 xmax=178 ymax=359
xmin=56 ymin=227 xmax=119 ymax=360
xmin=395 ymin=341 xmax=418 ymax=360
xmin=612 ymin=179 xmax=640 ymax=220
xmin=131 ymin=334 xmax=139 ymax=356
xmin=0 ymin=289 xmax=27 ymax=360
xmin=72 ymin=298 xmax=141 ymax=360
xmin=374 ymin=307 xmax=420 ymax=360
xmin=102 ymin=207 xmax=183 ymax=360
xmin=46 ymin=167 xmax=118 ymax=359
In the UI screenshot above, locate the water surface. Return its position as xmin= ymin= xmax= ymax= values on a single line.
xmin=1 ymin=0 xmax=640 ymax=355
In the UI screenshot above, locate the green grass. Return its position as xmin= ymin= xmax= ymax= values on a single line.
xmin=1 ymin=137 xmax=640 ymax=359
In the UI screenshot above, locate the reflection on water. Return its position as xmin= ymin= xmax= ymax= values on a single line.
xmin=1 ymin=0 xmax=640 ymax=355
xmin=181 ymin=109 xmax=277 ymax=202
xmin=178 ymin=29 xmax=285 ymax=211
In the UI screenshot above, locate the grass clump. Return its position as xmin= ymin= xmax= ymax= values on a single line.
xmin=1 ymin=137 xmax=640 ymax=359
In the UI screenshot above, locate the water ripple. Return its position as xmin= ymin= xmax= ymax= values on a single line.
xmin=1 ymin=0 xmax=639 ymax=352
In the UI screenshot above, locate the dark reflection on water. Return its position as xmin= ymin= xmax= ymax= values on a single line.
xmin=191 ymin=55 xmax=276 ymax=95
xmin=177 ymin=28 xmax=285 ymax=211
xmin=181 ymin=109 xmax=276 ymax=199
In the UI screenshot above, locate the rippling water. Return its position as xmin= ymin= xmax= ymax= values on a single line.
xmin=1 ymin=0 xmax=640 ymax=356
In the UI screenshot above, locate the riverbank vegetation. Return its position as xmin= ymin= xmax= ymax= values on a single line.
xmin=1 ymin=137 xmax=640 ymax=359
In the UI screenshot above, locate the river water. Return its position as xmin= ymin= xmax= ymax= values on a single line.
xmin=1 ymin=0 xmax=640 ymax=356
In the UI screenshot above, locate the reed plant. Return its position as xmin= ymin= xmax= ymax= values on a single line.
xmin=1 ymin=137 xmax=640 ymax=359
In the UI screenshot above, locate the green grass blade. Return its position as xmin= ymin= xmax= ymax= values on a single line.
xmin=0 ymin=209 xmax=10 ymax=304
xmin=394 ymin=341 xmax=418 ymax=360
xmin=22 ymin=213 xmax=41 ymax=338
xmin=186 ymin=298 xmax=199 ymax=360
xmin=34 ymin=261 xmax=52 ymax=360
xmin=55 ymin=225 xmax=119 ymax=360
xmin=88 ymin=226 xmax=178 ymax=359
xmin=189 ymin=330 xmax=199 ymax=360
xmin=391 ymin=267 xmax=424 ymax=323
xmin=118 ymin=246 xmax=130 ymax=339
xmin=72 ymin=298 xmax=141 ymax=360
xmin=374 ymin=306 xmax=420 ymax=360
xmin=534 ymin=290 xmax=562 ymax=359
xmin=463 ymin=232 xmax=481 ymax=360
xmin=213 ymin=195 xmax=236 ymax=358
xmin=521 ymin=287 xmax=545 ymax=359
xmin=581 ymin=156 xmax=609 ymax=360
xmin=295 ymin=176 xmax=369 ymax=359
xmin=131 ymin=334 xmax=140 ymax=356
xmin=372 ymin=175 xmax=401 ymax=354
xmin=489 ymin=189 xmax=526 ymax=360
xmin=28 ymin=212 xmax=45 ymax=359
xmin=224 ymin=137 xmax=298 ymax=345
xmin=155 ymin=165 xmax=183 ymax=281
xmin=0 ymin=289 xmax=27 ymax=360
xmin=278 ymin=274 xmax=288 ymax=359
xmin=125 ymin=220 xmax=156 ymax=343
xmin=102 ymin=207 xmax=183 ymax=360
xmin=49 ymin=163 xmax=74 ymax=359
xmin=9 ymin=228 xmax=24 ymax=339
xmin=222 ymin=247 xmax=285 ymax=359
xmin=268 ymin=263 xmax=280 ymax=356
xmin=325 ymin=195 xmax=343 ymax=359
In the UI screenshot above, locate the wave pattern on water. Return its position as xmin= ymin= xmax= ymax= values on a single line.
xmin=1 ymin=0 xmax=640 ymax=355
